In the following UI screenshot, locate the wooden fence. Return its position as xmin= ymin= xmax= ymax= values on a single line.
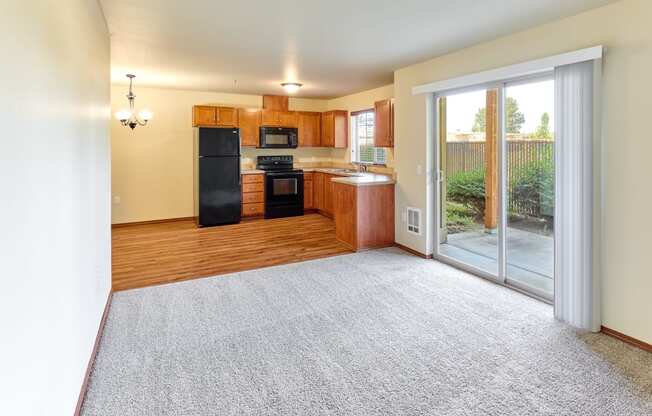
xmin=446 ymin=140 xmax=554 ymax=215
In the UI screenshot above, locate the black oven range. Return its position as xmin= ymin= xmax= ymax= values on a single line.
xmin=256 ymin=155 xmax=304 ymax=219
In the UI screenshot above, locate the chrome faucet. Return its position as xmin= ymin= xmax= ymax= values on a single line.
xmin=356 ymin=163 xmax=369 ymax=173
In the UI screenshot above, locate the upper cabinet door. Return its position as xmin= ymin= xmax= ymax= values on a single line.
xmin=321 ymin=112 xmax=334 ymax=147
xmin=193 ymin=106 xmax=238 ymax=127
xmin=238 ymin=108 xmax=261 ymax=147
xmin=193 ymin=106 xmax=217 ymax=127
xmin=261 ymin=110 xmax=297 ymax=127
xmin=216 ymin=107 xmax=238 ymax=127
xmin=263 ymin=95 xmax=289 ymax=111
xmin=298 ymin=112 xmax=321 ymax=147
xmin=322 ymin=110 xmax=348 ymax=148
xmin=332 ymin=111 xmax=348 ymax=148
xmin=278 ymin=111 xmax=298 ymax=128
xmin=374 ymin=99 xmax=394 ymax=147
xmin=261 ymin=109 xmax=279 ymax=126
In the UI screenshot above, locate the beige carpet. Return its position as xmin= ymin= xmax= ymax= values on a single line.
xmin=82 ymin=248 xmax=651 ymax=415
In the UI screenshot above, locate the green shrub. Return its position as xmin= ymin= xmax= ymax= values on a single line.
xmin=447 ymin=201 xmax=475 ymax=217
xmin=511 ymin=160 xmax=554 ymax=218
xmin=447 ymin=169 xmax=485 ymax=219
xmin=445 ymin=202 xmax=476 ymax=233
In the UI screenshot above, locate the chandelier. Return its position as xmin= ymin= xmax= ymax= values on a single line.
xmin=115 ymin=74 xmax=152 ymax=130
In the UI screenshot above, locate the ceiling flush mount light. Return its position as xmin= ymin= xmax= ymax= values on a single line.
xmin=281 ymin=82 xmax=303 ymax=94
xmin=115 ymin=74 xmax=152 ymax=130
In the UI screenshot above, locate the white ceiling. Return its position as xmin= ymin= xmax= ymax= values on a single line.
xmin=100 ymin=0 xmax=616 ymax=98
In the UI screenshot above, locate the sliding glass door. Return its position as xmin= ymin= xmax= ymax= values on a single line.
xmin=435 ymin=76 xmax=555 ymax=300
xmin=438 ymin=88 xmax=499 ymax=276
xmin=504 ymin=79 xmax=555 ymax=297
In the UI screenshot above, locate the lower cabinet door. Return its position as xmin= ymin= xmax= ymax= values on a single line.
xmin=314 ymin=173 xmax=324 ymax=210
xmin=304 ymin=180 xmax=313 ymax=209
xmin=242 ymin=202 xmax=264 ymax=217
xmin=324 ymin=174 xmax=334 ymax=215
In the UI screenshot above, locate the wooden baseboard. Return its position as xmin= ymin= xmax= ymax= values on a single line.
xmin=317 ymin=210 xmax=333 ymax=219
xmin=111 ymin=216 xmax=196 ymax=228
xmin=601 ymin=326 xmax=652 ymax=353
xmin=75 ymin=291 xmax=113 ymax=416
xmin=394 ymin=242 xmax=433 ymax=259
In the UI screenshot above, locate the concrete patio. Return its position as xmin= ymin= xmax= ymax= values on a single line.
xmin=440 ymin=227 xmax=554 ymax=296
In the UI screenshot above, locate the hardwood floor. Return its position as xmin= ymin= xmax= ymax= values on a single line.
xmin=112 ymin=213 xmax=353 ymax=291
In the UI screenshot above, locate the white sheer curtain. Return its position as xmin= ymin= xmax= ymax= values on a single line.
xmin=554 ymin=60 xmax=600 ymax=331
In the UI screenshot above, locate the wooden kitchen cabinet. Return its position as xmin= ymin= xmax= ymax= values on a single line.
xmin=298 ymin=112 xmax=321 ymax=147
xmin=303 ymin=173 xmax=314 ymax=209
xmin=193 ymin=106 xmax=238 ymax=127
xmin=242 ymin=192 xmax=264 ymax=204
xmin=278 ymin=111 xmax=298 ymax=127
xmin=313 ymin=172 xmax=324 ymax=211
xmin=193 ymin=106 xmax=216 ymax=126
xmin=333 ymin=181 xmax=395 ymax=251
xmin=216 ymin=107 xmax=238 ymax=127
xmin=312 ymin=172 xmax=346 ymax=216
xmin=374 ymin=99 xmax=394 ymax=148
xmin=238 ymin=109 xmax=261 ymax=147
xmin=321 ymin=112 xmax=333 ymax=146
xmin=323 ymin=173 xmax=336 ymax=216
xmin=242 ymin=182 xmax=263 ymax=193
xmin=263 ymin=95 xmax=289 ymax=111
xmin=321 ymin=110 xmax=348 ymax=148
xmin=261 ymin=109 xmax=298 ymax=127
xmin=261 ymin=109 xmax=278 ymax=126
xmin=241 ymin=173 xmax=265 ymax=217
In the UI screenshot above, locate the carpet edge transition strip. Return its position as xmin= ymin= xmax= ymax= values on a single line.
xmin=601 ymin=326 xmax=652 ymax=353
xmin=74 ymin=291 xmax=113 ymax=416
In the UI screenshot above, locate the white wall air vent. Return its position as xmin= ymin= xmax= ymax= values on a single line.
xmin=407 ymin=207 xmax=421 ymax=235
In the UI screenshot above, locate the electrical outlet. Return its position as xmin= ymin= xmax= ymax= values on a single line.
xmin=401 ymin=211 xmax=407 ymax=222
xmin=113 ymin=196 xmax=121 ymax=205
xmin=416 ymin=164 xmax=423 ymax=175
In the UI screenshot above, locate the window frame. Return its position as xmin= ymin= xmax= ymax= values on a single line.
xmin=350 ymin=109 xmax=387 ymax=166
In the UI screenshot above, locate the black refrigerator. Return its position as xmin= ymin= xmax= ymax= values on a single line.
xmin=195 ymin=128 xmax=241 ymax=226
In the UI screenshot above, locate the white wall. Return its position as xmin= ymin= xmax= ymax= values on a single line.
xmin=393 ymin=0 xmax=652 ymax=344
xmin=0 ymin=1 xmax=111 ymax=414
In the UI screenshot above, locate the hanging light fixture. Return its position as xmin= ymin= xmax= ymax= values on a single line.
xmin=281 ymin=82 xmax=302 ymax=94
xmin=115 ymin=74 xmax=152 ymax=130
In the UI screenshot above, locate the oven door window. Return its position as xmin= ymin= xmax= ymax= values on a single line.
xmin=272 ymin=178 xmax=298 ymax=195
xmin=265 ymin=134 xmax=290 ymax=146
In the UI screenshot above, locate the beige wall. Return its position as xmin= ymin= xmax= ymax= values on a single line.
xmin=0 ymin=0 xmax=111 ymax=414
xmin=111 ymin=85 xmax=394 ymax=224
xmin=112 ymin=87 xmax=261 ymax=223
xmin=393 ymin=0 xmax=652 ymax=344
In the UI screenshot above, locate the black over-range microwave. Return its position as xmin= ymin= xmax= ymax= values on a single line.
xmin=259 ymin=127 xmax=298 ymax=148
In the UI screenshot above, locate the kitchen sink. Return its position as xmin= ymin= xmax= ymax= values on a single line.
xmin=327 ymin=169 xmax=364 ymax=176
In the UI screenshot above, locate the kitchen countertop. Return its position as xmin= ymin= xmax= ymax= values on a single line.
xmin=302 ymin=168 xmax=358 ymax=175
xmin=242 ymin=168 xmax=361 ymax=175
xmin=242 ymin=167 xmax=395 ymax=187
xmin=331 ymin=173 xmax=395 ymax=187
